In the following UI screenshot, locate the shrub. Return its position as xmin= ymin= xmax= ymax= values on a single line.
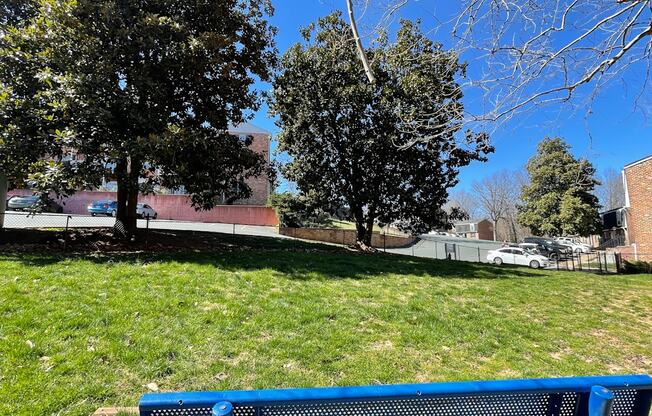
xmin=621 ymin=260 xmax=652 ymax=274
xmin=268 ymin=192 xmax=332 ymax=228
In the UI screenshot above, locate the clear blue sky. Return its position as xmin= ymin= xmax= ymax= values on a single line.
xmin=247 ymin=1 xmax=652 ymax=191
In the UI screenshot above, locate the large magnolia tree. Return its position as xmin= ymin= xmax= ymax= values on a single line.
xmin=0 ymin=0 xmax=276 ymax=237
xmin=270 ymin=13 xmax=492 ymax=248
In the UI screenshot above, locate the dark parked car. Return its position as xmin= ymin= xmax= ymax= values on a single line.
xmin=87 ymin=200 xmax=118 ymax=217
xmin=6 ymin=194 xmax=64 ymax=213
xmin=523 ymin=237 xmax=570 ymax=260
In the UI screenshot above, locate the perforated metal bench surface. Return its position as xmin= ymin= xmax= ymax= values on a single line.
xmin=139 ymin=374 xmax=652 ymax=416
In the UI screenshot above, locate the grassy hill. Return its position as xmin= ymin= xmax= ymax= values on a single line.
xmin=1 ymin=235 xmax=650 ymax=415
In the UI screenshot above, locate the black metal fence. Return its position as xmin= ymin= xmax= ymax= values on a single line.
xmin=387 ymin=237 xmax=622 ymax=274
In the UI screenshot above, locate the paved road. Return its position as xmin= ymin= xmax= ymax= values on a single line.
xmin=1 ymin=211 xmax=281 ymax=238
xmin=387 ymin=234 xmax=504 ymax=263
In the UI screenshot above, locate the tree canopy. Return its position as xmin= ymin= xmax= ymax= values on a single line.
xmin=0 ymin=0 xmax=276 ymax=236
xmin=270 ymin=13 xmax=492 ymax=248
xmin=517 ymin=138 xmax=601 ymax=237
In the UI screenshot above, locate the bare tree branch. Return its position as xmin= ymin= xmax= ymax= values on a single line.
xmin=355 ymin=0 xmax=652 ymax=141
xmin=346 ymin=0 xmax=376 ymax=83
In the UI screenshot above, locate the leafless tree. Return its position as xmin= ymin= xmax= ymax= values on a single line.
xmin=446 ymin=188 xmax=482 ymax=220
xmin=596 ymin=167 xmax=626 ymax=211
xmin=472 ymin=171 xmax=514 ymax=241
xmin=346 ymin=0 xmax=652 ymax=141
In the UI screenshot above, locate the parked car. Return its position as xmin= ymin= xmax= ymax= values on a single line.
xmin=487 ymin=247 xmax=550 ymax=269
xmin=518 ymin=243 xmax=543 ymax=255
xmin=523 ymin=236 xmax=569 ymax=260
xmin=7 ymin=194 xmax=63 ymax=213
xmin=87 ymin=200 xmax=118 ymax=217
xmin=136 ymin=203 xmax=157 ymax=219
xmin=554 ymin=237 xmax=592 ymax=253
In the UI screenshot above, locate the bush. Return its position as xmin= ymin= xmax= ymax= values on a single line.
xmin=621 ymin=260 xmax=652 ymax=274
xmin=268 ymin=192 xmax=332 ymax=228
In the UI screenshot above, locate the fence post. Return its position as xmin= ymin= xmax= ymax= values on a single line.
xmin=570 ymin=253 xmax=575 ymax=271
xmin=0 ymin=173 xmax=6 ymax=230
xmin=578 ymin=253 xmax=583 ymax=271
xmin=434 ymin=242 xmax=438 ymax=259
xmin=233 ymin=223 xmax=236 ymax=235
xmin=145 ymin=216 xmax=150 ymax=250
xmin=597 ymin=251 xmax=603 ymax=273
xmin=604 ymin=252 xmax=609 ymax=274
xmin=64 ymin=215 xmax=71 ymax=251
xmin=477 ymin=247 xmax=481 ymax=263
xmin=556 ymin=255 xmax=559 ymax=271
xmin=615 ymin=253 xmax=621 ymax=274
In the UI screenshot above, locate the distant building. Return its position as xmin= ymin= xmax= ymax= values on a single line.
xmin=7 ymin=122 xmax=277 ymax=225
xmin=96 ymin=122 xmax=272 ymax=204
xmin=454 ymin=219 xmax=494 ymax=240
xmin=227 ymin=122 xmax=271 ymax=205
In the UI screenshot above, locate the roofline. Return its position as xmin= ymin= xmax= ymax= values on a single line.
xmin=228 ymin=122 xmax=272 ymax=136
xmin=454 ymin=218 xmax=490 ymax=225
xmin=623 ymin=154 xmax=652 ymax=170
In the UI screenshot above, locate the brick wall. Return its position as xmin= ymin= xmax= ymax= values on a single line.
xmin=236 ymin=132 xmax=271 ymax=206
xmin=477 ymin=220 xmax=495 ymax=241
xmin=623 ymin=157 xmax=652 ymax=260
xmin=279 ymin=227 xmax=417 ymax=248
xmin=7 ymin=189 xmax=278 ymax=226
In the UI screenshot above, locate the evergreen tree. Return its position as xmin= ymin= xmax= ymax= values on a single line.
xmin=518 ymin=137 xmax=601 ymax=237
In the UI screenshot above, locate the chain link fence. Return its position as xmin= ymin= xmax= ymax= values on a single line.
xmin=0 ymin=211 xmax=281 ymax=246
xmin=0 ymin=212 xmax=626 ymax=274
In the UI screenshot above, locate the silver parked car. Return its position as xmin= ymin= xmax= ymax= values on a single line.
xmin=7 ymin=195 xmax=64 ymax=213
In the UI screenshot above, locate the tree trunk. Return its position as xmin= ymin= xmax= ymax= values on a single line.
xmin=492 ymin=219 xmax=497 ymax=241
xmin=353 ymin=212 xmax=375 ymax=251
xmin=364 ymin=215 xmax=375 ymax=247
xmin=0 ymin=173 xmax=7 ymax=230
xmin=114 ymin=157 xmax=140 ymax=240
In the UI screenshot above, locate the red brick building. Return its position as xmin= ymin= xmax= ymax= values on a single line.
xmin=7 ymin=122 xmax=278 ymax=226
xmin=227 ymin=122 xmax=272 ymax=206
xmin=621 ymin=155 xmax=652 ymax=260
xmin=454 ymin=219 xmax=495 ymax=241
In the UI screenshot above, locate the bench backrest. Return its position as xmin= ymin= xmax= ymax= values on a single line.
xmin=139 ymin=374 xmax=652 ymax=416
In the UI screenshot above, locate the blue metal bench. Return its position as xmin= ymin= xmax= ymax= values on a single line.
xmin=139 ymin=374 xmax=652 ymax=416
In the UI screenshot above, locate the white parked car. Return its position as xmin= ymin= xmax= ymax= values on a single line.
xmin=136 ymin=203 xmax=157 ymax=219
xmin=487 ymin=247 xmax=550 ymax=269
xmin=554 ymin=237 xmax=591 ymax=253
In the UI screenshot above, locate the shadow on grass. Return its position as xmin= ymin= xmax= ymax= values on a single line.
xmin=0 ymin=229 xmax=542 ymax=280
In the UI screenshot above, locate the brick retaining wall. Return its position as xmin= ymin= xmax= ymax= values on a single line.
xmin=7 ymin=189 xmax=278 ymax=226
xmin=279 ymin=227 xmax=417 ymax=248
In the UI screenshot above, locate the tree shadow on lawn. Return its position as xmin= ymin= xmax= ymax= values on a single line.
xmin=1 ymin=239 xmax=541 ymax=281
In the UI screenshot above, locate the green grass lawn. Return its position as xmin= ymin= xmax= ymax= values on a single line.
xmin=1 ymin=236 xmax=651 ymax=415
